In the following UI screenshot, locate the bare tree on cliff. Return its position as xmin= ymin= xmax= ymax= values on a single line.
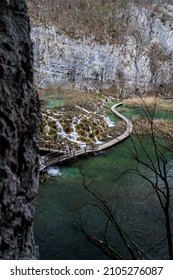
xmin=128 ymin=98 xmax=173 ymax=259
xmin=81 ymin=97 xmax=173 ymax=259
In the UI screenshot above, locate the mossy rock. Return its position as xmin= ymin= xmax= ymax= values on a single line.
xmin=40 ymin=122 xmax=47 ymax=133
xmin=78 ymin=129 xmax=87 ymax=137
xmin=102 ymin=122 xmax=108 ymax=128
xmin=99 ymin=126 xmax=105 ymax=133
xmin=76 ymin=123 xmax=81 ymax=130
xmin=84 ymin=124 xmax=90 ymax=132
xmin=77 ymin=136 xmax=87 ymax=142
xmin=52 ymin=114 xmax=61 ymax=120
xmin=95 ymin=128 xmax=101 ymax=135
xmin=98 ymin=132 xmax=107 ymax=141
xmin=61 ymin=122 xmax=66 ymax=128
xmin=41 ymin=117 xmax=47 ymax=125
xmin=48 ymin=134 xmax=55 ymax=140
xmin=49 ymin=126 xmax=56 ymax=134
xmin=47 ymin=119 xmax=56 ymax=128
xmin=76 ymin=123 xmax=85 ymax=131
xmin=59 ymin=117 xmax=68 ymax=124
xmin=81 ymin=118 xmax=89 ymax=125
xmin=61 ymin=122 xmax=73 ymax=133
xmin=64 ymin=125 xmax=73 ymax=134
xmin=67 ymin=116 xmax=73 ymax=121
xmin=40 ymin=172 xmax=48 ymax=183
xmin=80 ymin=123 xmax=85 ymax=130
xmin=89 ymin=132 xmax=95 ymax=139
xmin=48 ymin=126 xmax=57 ymax=140
xmin=85 ymin=138 xmax=95 ymax=145
xmin=93 ymin=121 xmax=97 ymax=127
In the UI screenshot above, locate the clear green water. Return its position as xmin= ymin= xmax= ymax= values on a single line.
xmin=42 ymin=98 xmax=66 ymax=109
xmin=119 ymin=106 xmax=173 ymax=121
xmin=107 ymin=104 xmax=173 ymax=123
xmin=107 ymin=113 xmax=120 ymax=122
xmin=34 ymin=137 xmax=168 ymax=260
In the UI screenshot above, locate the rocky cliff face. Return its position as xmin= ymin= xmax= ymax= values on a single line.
xmin=0 ymin=0 xmax=40 ymax=259
xmin=31 ymin=4 xmax=173 ymax=96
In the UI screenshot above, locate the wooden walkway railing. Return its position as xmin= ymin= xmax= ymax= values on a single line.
xmin=39 ymin=102 xmax=133 ymax=171
xmin=39 ymin=146 xmax=94 ymax=171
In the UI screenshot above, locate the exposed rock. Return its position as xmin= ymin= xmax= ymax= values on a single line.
xmin=31 ymin=4 xmax=173 ymax=96
xmin=0 ymin=0 xmax=40 ymax=259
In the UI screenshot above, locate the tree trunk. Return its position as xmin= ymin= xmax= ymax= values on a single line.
xmin=0 ymin=0 xmax=40 ymax=259
xmin=165 ymin=210 xmax=173 ymax=259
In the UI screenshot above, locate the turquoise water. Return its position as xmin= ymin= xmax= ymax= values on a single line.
xmin=107 ymin=105 xmax=173 ymax=124
xmin=34 ymin=137 xmax=169 ymax=260
xmin=42 ymin=98 xmax=66 ymax=109
xmin=39 ymin=90 xmax=66 ymax=110
xmin=118 ymin=106 xmax=173 ymax=121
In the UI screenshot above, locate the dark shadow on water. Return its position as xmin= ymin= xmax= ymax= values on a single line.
xmin=34 ymin=139 xmax=169 ymax=260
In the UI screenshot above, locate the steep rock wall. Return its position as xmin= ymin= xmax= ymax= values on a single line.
xmin=31 ymin=4 xmax=173 ymax=96
xmin=0 ymin=0 xmax=40 ymax=259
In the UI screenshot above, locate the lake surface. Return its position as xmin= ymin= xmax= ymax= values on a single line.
xmin=34 ymin=137 xmax=169 ymax=260
xmin=42 ymin=98 xmax=66 ymax=109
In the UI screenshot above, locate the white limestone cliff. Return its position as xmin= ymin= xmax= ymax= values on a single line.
xmin=31 ymin=4 xmax=173 ymax=96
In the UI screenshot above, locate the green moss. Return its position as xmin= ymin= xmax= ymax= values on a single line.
xmin=76 ymin=123 xmax=81 ymax=130
xmin=60 ymin=117 xmax=68 ymax=123
xmin=84 ymin=124 xmax=90 ymax=132
xmin=85 ymin=138 xmax=95 ymax=145
xmin=95 ymin=129 xmax=100 ymax=135
xmin=98 ymin=132 xmax=107 ymax=141
xmin=89 ymin=132 xmax=95 ymax=139
xmin=76 ymin=122 xmax=85 ymax=131
xmin=78 ymin=130 xmax=87 ymax=137
xmin=77 ymin=136 xmax=86 ymax=142
xmin=40 ymin=122 xmax=46 ymax=133
xmin=64 ymin=126 xmax=73 ymax=134
xmin=93 ymin=121 xmax=97 ymax=127
xmin=47 ymin=119 xmax=56 ymax=128
xmin=49 ymin=126 xmax=56 ymax=134
xmin=39 ymin=172 xmax=48 ymax=183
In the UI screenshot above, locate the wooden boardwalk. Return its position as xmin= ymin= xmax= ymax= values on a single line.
xmin=39 ymin=102 xmax=133 ymax=171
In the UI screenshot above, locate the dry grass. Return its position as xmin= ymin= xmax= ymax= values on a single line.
xmin=133 ymin=118 xmax=173 ymax=139
xmin=124 ymin=97 xmax=159 ymax=107
xmin=124 ymin=97 xmax=173 ymax=112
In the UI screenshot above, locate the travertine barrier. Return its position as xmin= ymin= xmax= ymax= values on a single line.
xmin=39 ymin=102 xmax=133 ymax=171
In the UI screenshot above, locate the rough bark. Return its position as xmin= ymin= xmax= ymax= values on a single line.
xmin=0 ymin=0 xmax=40 ymax=259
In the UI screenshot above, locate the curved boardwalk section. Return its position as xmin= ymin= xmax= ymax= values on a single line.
xmin=39 ymin=102 xmax=133 ymax=171
xmin=94 ymin=102 xmax=133 ymax=151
